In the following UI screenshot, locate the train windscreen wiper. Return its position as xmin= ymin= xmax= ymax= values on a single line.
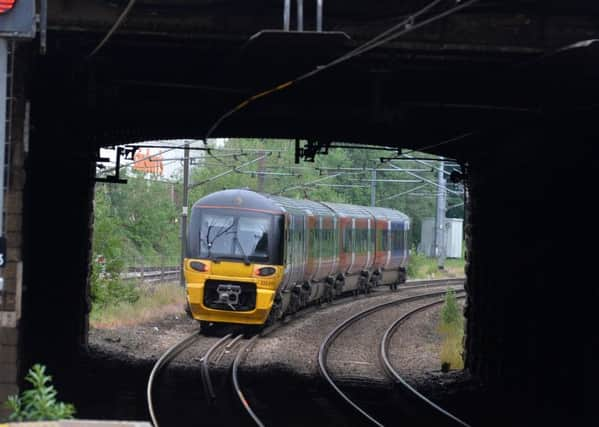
xmin=205 ymin=222 xmax=235 ymax=261
xmin=233 ymin=232 xmax=251 ymax=266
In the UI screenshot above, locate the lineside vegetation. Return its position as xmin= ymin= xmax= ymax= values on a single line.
xmin=438 ymin=288 xmax=465 ymax=370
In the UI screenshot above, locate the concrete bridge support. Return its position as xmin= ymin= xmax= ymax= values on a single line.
xmin=18 ymin=48 xmax=95 ymax=406
xmin=464 ymin=115 xmax=592 ymax=425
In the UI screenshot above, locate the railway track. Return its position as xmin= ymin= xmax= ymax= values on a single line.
xmin=317 ymin=289 xmax=468 ymax=427
xmin=147 ymin=330 xmax=248 ymax=427
xmin=146 ymin=278 xmax=466 ymax=427
xmin=379 ymin=295 xmax=469 ymax=426
xmin=230 ymin=279 xmax=466 ymax=426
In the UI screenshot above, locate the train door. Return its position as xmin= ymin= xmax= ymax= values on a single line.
xmin=366 ymin=217 xmax=372 ymax=269
xmin=331 ymin=216 xmax=339 ymax=274
xmin=280 ymin=214 xmax=293 ymax=292
xmin=315 ymin=216 xmax=323 ymax=279
xmin=288 ymin=214 xmax=307 ymax=284
xmin=305 ymin=215 xmax=317 ymax=281
xmin=298 ymin=215 xmax=307 ymax=280
xmin=384 ymin=220 xmax=391 ymax=269
xmin=349 ymin=218 xmax=356 ymax=273
xmin=291 ymin=214 xmax=301 ymax=285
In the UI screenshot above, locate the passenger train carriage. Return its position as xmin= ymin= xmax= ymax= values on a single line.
xmin=184 ymin=189 xmax=409 ymax=327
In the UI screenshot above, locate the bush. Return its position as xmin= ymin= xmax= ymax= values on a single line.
xmin=438 ymin=288 xmax=464 ymax=370
xmin=5 ymin=364 xmax=76 ymax=422
xmin=91 ymin=275 xmax=139 ymax=308
xmin=407 ymin=249 xmax=426 ymax=278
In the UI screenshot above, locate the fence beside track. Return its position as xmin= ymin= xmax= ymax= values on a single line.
xmin=120 ymin=268 xmax=181 ymax=284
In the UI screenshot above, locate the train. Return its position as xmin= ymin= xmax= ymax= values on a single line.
xmin=184 ymin=189 xmax=410 ymax=328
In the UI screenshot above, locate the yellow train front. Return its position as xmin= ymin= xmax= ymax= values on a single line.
xmin=184 ymin=189 xmax=286 ymax=326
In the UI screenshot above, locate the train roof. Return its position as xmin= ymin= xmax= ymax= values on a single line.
xmin=267 ymin=194 xmax=335 ymax=217
xmin=364 ymin=206 xmax=410 ymax=223
xmin=192 ymin=189 xmax=285 ymax=214
xmin=319 ymin=201 xmax=373 ymax=219
xmin=193 ymin=189 xmax=408 ymax=222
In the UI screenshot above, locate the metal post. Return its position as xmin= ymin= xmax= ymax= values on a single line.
xmin=316 ymin=0 xmax=323 ymax=31
xmin=284 ymin=0 xmax=291 ymax=31
xmin=297 ymin=0 xmax=304 ymax=31
xmin=370 ymin=169 xmax=376 ymax=206
xmin=257 ymin=149 xmax=266 ymax=192
xmin=435 ymin=160 xmax=447 ymax=269
xmin=0 ymin=39 xmax=6 ymax=283
xmin=0 ymin=39 xmax=6 ymax=240
xmin=180 ymin=141 xmax=190 ymax=287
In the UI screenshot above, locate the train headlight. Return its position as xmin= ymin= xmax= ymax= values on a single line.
xmin=255 ymin=267 xmax=276 ymax=277
xmin=190 ymin=261 xmax=208 ymax=272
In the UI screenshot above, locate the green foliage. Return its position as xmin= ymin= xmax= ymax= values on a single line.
xmin=406 ymin=249 xmax=426 ymax=278
xmin=440 ymin=288 xmax=463 ymax=328
xmin=91 ymin=172 xmax=179 ymax=309
xmin=5 ymin=364 xmax=76 ymax=422
xmin=91 ymin=275 xmax=139 ymax=308
xmin=438 ymin=288 xmax=464 ymax=370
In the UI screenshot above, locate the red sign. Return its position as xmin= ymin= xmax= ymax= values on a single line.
xmin=133 ymin=148 xmax=164 ymax=175
xmin=0 ymin=0 xmax=17 ymax=15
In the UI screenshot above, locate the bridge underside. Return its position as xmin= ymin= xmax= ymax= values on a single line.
xmin=6 ymin=0 xmax=594 ymax=424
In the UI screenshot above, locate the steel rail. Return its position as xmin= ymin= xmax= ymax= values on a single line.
xmin=380 ymin=295 xmax=469 ymax=427
xmin=201 ymin=333 xmax=236 ymax=402
xmin=232 ymin=334 xmax=265 ymax=427
xmin=215 ymin=279 xmax=464 ymax=427
xmin=318 ymin=289 xmax=457 ymax=426
xmin=147 ymin=328 xmax=202 ymax=427
xmin=229 ymin=277 xmax=466 ymax=424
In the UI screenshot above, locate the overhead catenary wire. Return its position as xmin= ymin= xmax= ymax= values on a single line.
xmin=398 ymin=131 xmax=478 ymax=158
xmin=188 ymin=153 xmax=272 ymax=190
xmin=87 ymin=0 xmax=137 ymax=58
xmin=275 ymin=170 xmax=370 ymax=195
xmin=204 ymin=0 xmax=479 ymax=140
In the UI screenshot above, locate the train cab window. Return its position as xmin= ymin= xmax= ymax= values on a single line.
xmin=236 ymin=216 xmax=270 ymax=259
xmin=190 ymin=209 xmax=283 ymax=264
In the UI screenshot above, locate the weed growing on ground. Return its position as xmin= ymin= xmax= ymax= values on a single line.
xmin=90 ymin=282 xmax=185 ymax=328
xmin=407 ymin=251 xmax=465 ymax=279
xmin=438 ymin=288 xmax=464 ymax=370
xmin=5 ymin=364 xmax=75 ymax=422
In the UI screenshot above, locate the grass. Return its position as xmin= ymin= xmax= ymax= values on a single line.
xmin=438 ymin=288 xmax=465 ymax=371
xmin=90 ymin=282 xmax=186 ymax=329
xmin=408 ymin=253 xmax=465 ymax=280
